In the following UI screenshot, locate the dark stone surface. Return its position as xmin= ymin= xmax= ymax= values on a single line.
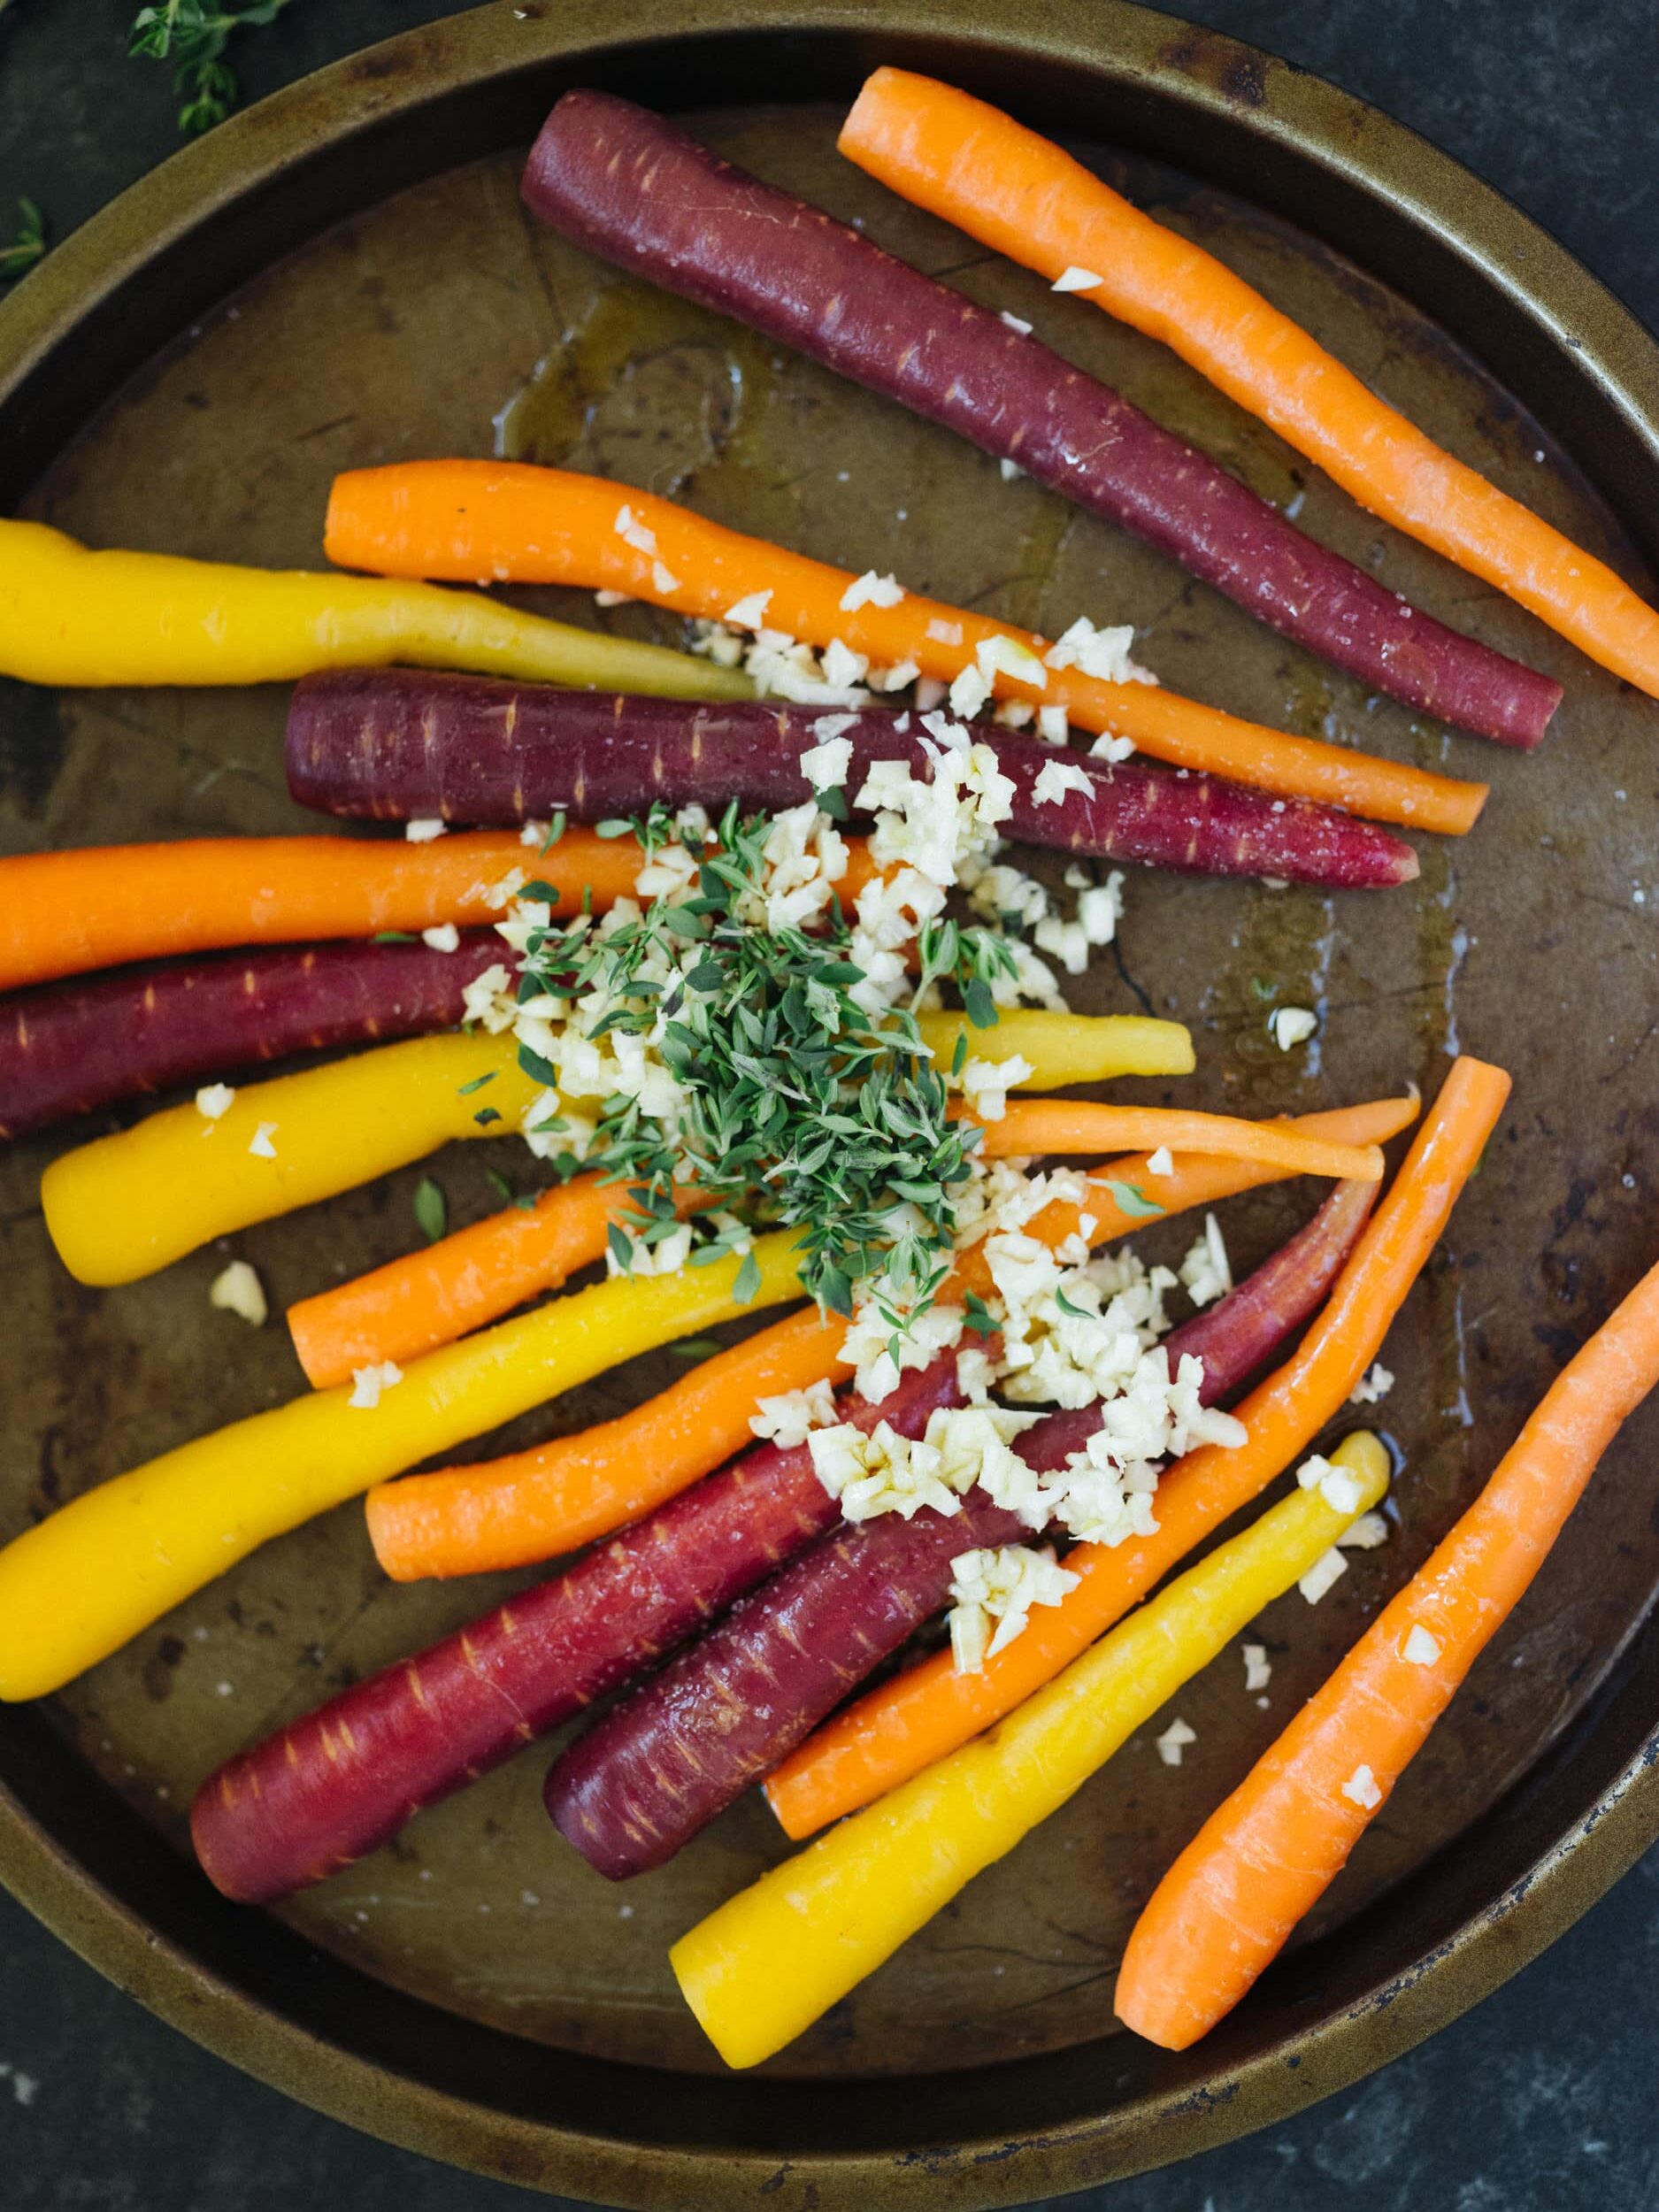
xmin=2 ymin=2 xmax=1657 ymax=2207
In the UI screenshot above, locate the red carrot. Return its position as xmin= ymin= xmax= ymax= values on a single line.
xmin=326 ymin=461 xmax=1488 ymax=835
xmin=190 ymin=1356 xmax=960 ymax=1902
xmin=841 ymin=69 xmax=1659 ymax=700
xmin=547 ymin=1182 xmax=1371 ymax=1880
xmin=522 ymin=91 xmax=1559 ymax=749
xmin=547 ymin=1484 xmax=1028 ymax=1879
xmin=0 ymin=933 xmax=504 ymax=1141
xmin=286 ymin=668 xmax=1417 ymax=890
xmin=765 ymin=1066 xmax=1501 ymax=1840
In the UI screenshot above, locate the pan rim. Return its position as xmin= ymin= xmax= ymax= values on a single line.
xmin=3 ymin=3 xmax=1658 ymax=2203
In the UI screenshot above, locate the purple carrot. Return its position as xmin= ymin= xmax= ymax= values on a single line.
xmin=189 ymin=1356 xmax=962 ymax=1903
xmin=544 ymin=1178 xmax=1376 ymax=1878
xmin=522 ymin=90 xmax=1560 ymax=750
xmin=287 ymin=669 xmax=1418 ymax=891
xmin=0 ymin=933 xmax=504 ymax=1141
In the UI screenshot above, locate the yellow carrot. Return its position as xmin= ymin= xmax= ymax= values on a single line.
xmin=917 ymin=1009 xmax=1193 ymax=1085
xmin=0 ymin=520 xmax=748 ymax=698
xmin=0 ymin=1232 xmax=806 ymax=1701
xmin=41 ymin=1012 xmax=1170 ymax=1287
xmin=41 ymin=1033 xmax=540 ymax=1287
xmin=672 ymin=1431 xmax=1389 ymax=2069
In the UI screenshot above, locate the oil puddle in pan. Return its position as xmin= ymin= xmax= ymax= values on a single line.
xmin=494 ymin=281 xmax=780 ymax=496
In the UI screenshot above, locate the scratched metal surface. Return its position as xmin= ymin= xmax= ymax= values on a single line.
xmin=2 ymin=104 xmax=1657 ymax=2080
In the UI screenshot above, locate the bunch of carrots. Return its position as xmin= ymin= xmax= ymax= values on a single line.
xmin=2 ymin=61 xmax=1657 ymax=2075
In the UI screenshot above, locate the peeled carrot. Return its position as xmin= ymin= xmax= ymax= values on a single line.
xmin=366 ymin=1306 xmax=852 ymax=1579
xmin=918 ymin=1010 xmax=1192 ymax=1088
xmin=325 ymin=462 xmax=1487 ymax=835
xmin=977 ymin=1102 xmax=1383 ymax=1183
xmin=0 ymin=518 xmax=748 ymax=699
xmin=839 ymin=70 xmax=1659 ymax=699
xmin=524 ymin=90 xmax=1559 ymax=749
xmin=368 ymin=1094 xmax=1418 ymax=1581
xmin=0 ymin=1231 xmax=807 ymax=1701
xmin=764 ymin=1064 xmax=1502 ymax=1840
xmin=290 ymin=1172 xmax=710 ymax=1389
xmin=674 ymin=1432 xmax=1389 ymax=2070
xmin=0 ymin=830 xmax=641 ymax=995
xmin=41 ymin=1032 xmax=541 ymax=1287
xmin=289 ymin=667 xmax=1418 ymax=891
xmin=40 ymin=1004 xmax=1127 ymax=1288
xmin=196 ymin=1356 xmax=962 ymax=1903
xmin=1117 ymin=1248 xmax=1659 ymax=2050
xmin=549 ymin=1187 xmax=1367 ymax=1883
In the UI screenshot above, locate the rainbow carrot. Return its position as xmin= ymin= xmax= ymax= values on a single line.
xmin=764 ymin=1064 xmax=1502 ymax=1840
xmin=839 ymin=69 xmax=1659 ymax=697
xmin=367 ymin=1095 xmax=1419 ymax=1582
xmin=1115 ymin=1248 xmax=1659 ymax=2049
xmin=672 ymin=1433 xmax=1389 ymax=2069
xmin=0 ymin=831 xmax=634 ymax=995
xmin=0 ymin=1233 xmax=807 ymax=1701
xmin=325 ymin=461 xmax=1487 ymax=835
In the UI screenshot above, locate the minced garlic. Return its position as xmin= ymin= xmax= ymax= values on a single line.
xmin=1349 ymin=1361 xmax=1394 ymax=1406
xmin=1339 ymin=1511 xmax=1390 ymax=1551
xmin=1156 ymin=1716 xmax=1196 ymax=1766
xmin=1271 ymin=1005 xmax=1318 ymax=1051
xmin=947 ymin=1544 xmax=1079 ymax=1673
xmin=1298 ymin=1547 xmax=1349 ymax=1604
xmin=1340 ymin=1763 xmax=1383 ymax=1809
xmin=1179 ymin=1214 xmax=1232 ymax=1307
xmin=349 ymin=1360 xmax=403 ymax=1410
xmin=839 ymin=570 xmax=904 ymax=613
xmin=749 ymin=1379 xmax=840 ymax=1448
xmin=208 ymin=1259 xmax=266 ymax=1328
xmin=1031 ymin=758 xmax=1093 ymax=808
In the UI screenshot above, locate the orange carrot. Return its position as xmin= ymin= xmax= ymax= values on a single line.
xmin=325 ymin=463 xmax=1486 ymax=835
xmin=365 ymin=1306 xmax=849 ymax=1578
xmin=288 ymin=1173 xmax=710 ymax=1389
xmin=976 ymin=1102 xmax=1383 ymax=1182
xmin=764 ymin=1064 xmax=1502 ymax=1841
xmin=0 ymin=832 xmax=618 ymax=995
xmin=840 ymin=69 xmax=1659 ymax=699
xmin=367 ymin=1094 xmax=1419 ymax=1581
xmin=0 ymin=831 xmax=881 ymax=995
xmin=1116 ymin=1248 xmax=1659 ymax=2050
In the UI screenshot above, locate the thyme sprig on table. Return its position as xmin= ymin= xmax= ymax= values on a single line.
xmin=129 ymin=0 xmax=295 ymax=134
xmin=0 ymin=197 xmax=44 ymax=284
xmin=508 ymin=803 xmax=1007 ymax=1321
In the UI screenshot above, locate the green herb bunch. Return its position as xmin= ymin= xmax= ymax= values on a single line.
xmin=506 ymin=803 xmax=1013 ymax=1323
xmin=129 ymin=0 xmax=295 ymax=134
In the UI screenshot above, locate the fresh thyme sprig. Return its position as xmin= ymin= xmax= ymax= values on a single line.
xmin=508 ymin=803 xmax=995 ymax=1319
xmin=915 ymin=918 xmax=1021 ymax=1033
xmin=129 ymin=0 xmax=295 ymax=134
xmin=0 ymin=197 xmax=44 ymax=284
